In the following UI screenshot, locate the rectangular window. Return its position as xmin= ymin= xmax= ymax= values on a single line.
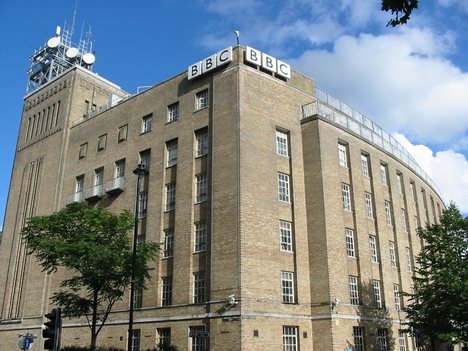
xmin=414 ymin=215 xmax=420 ymax=230
xmin=97 ymin=134 xmax=107 ymax=151
xmin=190 ymin=326 xmax=207 ymax=351
xmin=410 ymin=181 xmax=416 ymax=202
xmin=353 ymin=327 xmax=365 ymax=351
xmin=165 ymin=183 xmax=176 ymax=211
xmin=142 ymin=114 xmax=153 ymax=133
xmin=389 ymin=241 xmax=397 ymax=268
xmin=79 ymin=143 xmax=88 ymax=159
xmin=74 ymin=175 xmax=84 ymax=202
xmin=193 ymin=272 xmax=206 ymax=303
xmin=163 ymin=228 xmax=174 ymax=258
xmin=399 ymin=331 xmax=407 ymax=351
xmin=280 ymin=220 xmax=293 ymax=252
xmin=133 ymin=285 xmax=143 ymax=309
xmin=346 ymin=228 xmax=356 ymax=258
xmin=157 ymin=328 xmax=171 ymax=348
xmin=118 ymin=124 xmax=128 ymax=142
xmin=373 ymin=280 xmax=382 ymax=308
xmin=194 ymin=221 xmax=207 ymax=252
xmin=365 ymin=192 xmax=374 ymax=219
xmin=338 ymin=143 xmax=348 ymax=167
xmin=166 ymin=139 xmax=178 ymax=167
xmin=349 ymin=276 xmax=359 ymax=305
xmin=401 ymin=208 xmax=408 ymax=232
xmin=397 ymin=173 xmax=403 ymax=194
xmin=282 ymin=326 xmax=298 ymax=351
xmin=369 ymin=235 xmax=378 ymax=263
xmin=115 ymin=159 xmax=125 ymax=178
xmin=278 ymin=173 xmax=291 ymax=203
xmin=196 ymin=89 xmax=209 ymax=110
xmin=276 ymin=130 xmax=289 ymax=157
xmin=380 ymin=164 xmax=388 ymax=186
xmin=131 ymin=330 xmax=140 ymax=351
xmin=139 ymin=149 xmax=151 ymax=172
xmin=361 ymin=154 xmax=369 ymax=177
xmin=281 ymin=271 xmax=295 ymax=303
xmin=167 ymin=102 xmax=179 ymax=122
xmin=161 ymin=276 xmax=172 ymax=306
xmin=196 ymin=173 xmax=208 ymax=203
xmin=377 ymin=329 xmax=388 ymax=351
xmin=406 ymin=247 xmax=413 ymax=272
xmin=196 ymin=128 xmax=208 ymax=157
xmin=138 ymin=191 xmax=148 ymax=219
xmin=394 ymin=283 xmax=401 ymax=310
xmin=342 ymin=183 xmax=352 ymax=211
xmin=95 ymin=168 xmax=103 ymax=186
xmin=384 ymin=201 xmax=392 ymax=226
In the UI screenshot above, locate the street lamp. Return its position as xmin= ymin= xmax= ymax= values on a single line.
xmin=128 ymin=163 xmax=149 ymax=351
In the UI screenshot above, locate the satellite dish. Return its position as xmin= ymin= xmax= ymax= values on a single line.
xmin=82 ymin=52 xmax=96 ymax=65
xmin=47 ymin=37 xmax=60 ymax=48
xmin=66 ymin=47 xmax=79 ymax=59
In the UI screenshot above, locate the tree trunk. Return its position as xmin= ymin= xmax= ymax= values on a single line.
xmin=91 ymin=291 xmax=98 ymax=351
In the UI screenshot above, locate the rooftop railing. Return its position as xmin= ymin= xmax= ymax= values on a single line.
xmin=303 ymin=87 xmax=441 ymax=197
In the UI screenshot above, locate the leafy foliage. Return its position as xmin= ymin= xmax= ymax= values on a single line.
xmin=22 ymin=202 xmax=159 ymax=350
xmin=404 ymin=203 xmax=468 ymax=344
xmin=382 ymin=0 xmax=419 ymax=27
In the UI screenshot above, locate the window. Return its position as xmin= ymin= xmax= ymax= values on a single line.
xmin=142 ymin=113 xmax=153 ymax=133
xmin=373 ymin=280 xmax=382 ymax=308
xmin=196 ymin=173 xmax=208 ymax=203
xmin=399 ymin=331 xmax=407 ymax=351
xmin=397 ymin=173 xmax=403 ymax=194
xmin=165 ymin=183 xmax=176 ymax=211
xmin=361 ymin=154 xmax=369 ymax=177
xmin=282 ymin=326 xmax=298 ymax=351
xmin=369 ymin=235 xmax=378 ymax=263
xmin=166 ymin=140 xmax=178 ymax=167
xmin=79 ymin=143 xmax=88 ymax=159
xmin=75 ymin=175 xmax=84 ymax=202
xmin=161 ymin=276 xmax=172 ymax=306
xmin=365 ymin=192 xmax=374 ymax=219
xmin=163 ymin=228 xmax=174 ymax=258
xmin=138 ymin=191 xmax=148 ymax=219
xmin=406 ymin=247 xmax=413 ymax=272
xmin=194 ymin=221 xmax=207 ymax=252
xmin=401 ymin=208 xmax=408 ymax=232
xmin=349 ymin=276 xmax=359 ymax=305
xmin=410 ymin=181 xmax=416 ymax=202
xmin=380 ymin=164 xmax=388 ymax=186
xmin=97 ymin=134 xmax=107 ymax=151
xmin=342 ymin=183 xmax=352 ymax=211
xmin=131 ymin=329 xmax=140 ymax=351
xmin=157 ymin=328 xmax=171 ymax=348
xmin=115 ymin=159 xmax=125 ymax=178
xmin=193 ymin=272 xmax=206 ymax=303
xmin=133 ymin=285 xmax=143 ymax=309
xmin=338 ymin=143 xmax=348 ymax=167
xmin=278 ymin=173 xmax=291 ymax=203
xmin=95 ymin=168 xmax=103 ymax=187
xmin=389 ymin=242 xmax=397 ymax=268
xmin=384 ymin=201 xmax=392 ymax=226
xmin=190 ymin=326 xmax=207 ymax=351
xmin=118 ymin=124 xmax=128 ymax=142
xmin=394 ymin=283 xmax=401 ymax=310
xmin=346 ymin=228 xmax=356 ymax=258
xmin=196 ymin=89 xmax=209 ymax=110
xmin=414 ymin=215 xmax=420 ymax=230
xmin=280 ymin=220 xmax=293 ymax=252
xmin=281 ymin=271 xmax=295 ymax=303
xmin=276 ymin=130 xmax=289 ymax=157
xmin=167 ymin=102 xmax=179 ymax=122
xmin=139 ymin=149 xmax=151 ymax=172
xmin=377 ymin=329 xmax=388 ymax=351
xmin=353 ymin=327 xmax=365 ymax=351
xmin=196 ymin=128 xmax=208 ymax=157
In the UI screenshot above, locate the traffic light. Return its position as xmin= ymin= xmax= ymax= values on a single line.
xmin=43 ymin=307 xmax=62 ymax=351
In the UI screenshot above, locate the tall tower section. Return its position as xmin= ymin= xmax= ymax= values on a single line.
xmin=0 ymin=25 xmax=127 ymax=344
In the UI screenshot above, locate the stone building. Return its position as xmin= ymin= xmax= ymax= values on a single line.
xmin=0 ymin=29 xmax=444 ymax=351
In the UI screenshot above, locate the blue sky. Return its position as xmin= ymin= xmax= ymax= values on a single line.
xmin=1 ymin=0 xmax=468 ymax=228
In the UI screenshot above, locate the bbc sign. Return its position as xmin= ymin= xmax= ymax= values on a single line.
xmin=188 ymin=47 xmax=233 ymax=80
xmin=245 ymin=46 xmax=291 ymax=79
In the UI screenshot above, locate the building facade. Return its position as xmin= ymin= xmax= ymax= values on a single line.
xmin=0 ymin=35 xmax=445 ymax=351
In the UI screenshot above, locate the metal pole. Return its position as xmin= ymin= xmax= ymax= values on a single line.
xmin=128 ymin=164 xmax=148 ymax=351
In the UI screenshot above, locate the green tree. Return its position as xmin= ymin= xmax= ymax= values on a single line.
xmin=22 ymin=202 xmax=159 ymax=351
xmin=404 ymin=203 xmax=468 ymax=344
xmin=382 ymin=0 xmax=419 ymax=26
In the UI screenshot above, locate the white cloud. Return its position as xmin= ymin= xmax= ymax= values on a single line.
xmin=289 ymin=27 xmax=468 ymax=148
xmin=395 ymin=133 xmax=468 ymax=213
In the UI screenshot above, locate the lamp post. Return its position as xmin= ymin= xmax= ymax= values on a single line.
xmin=128 ymin=163 xmax=149 ymax=351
